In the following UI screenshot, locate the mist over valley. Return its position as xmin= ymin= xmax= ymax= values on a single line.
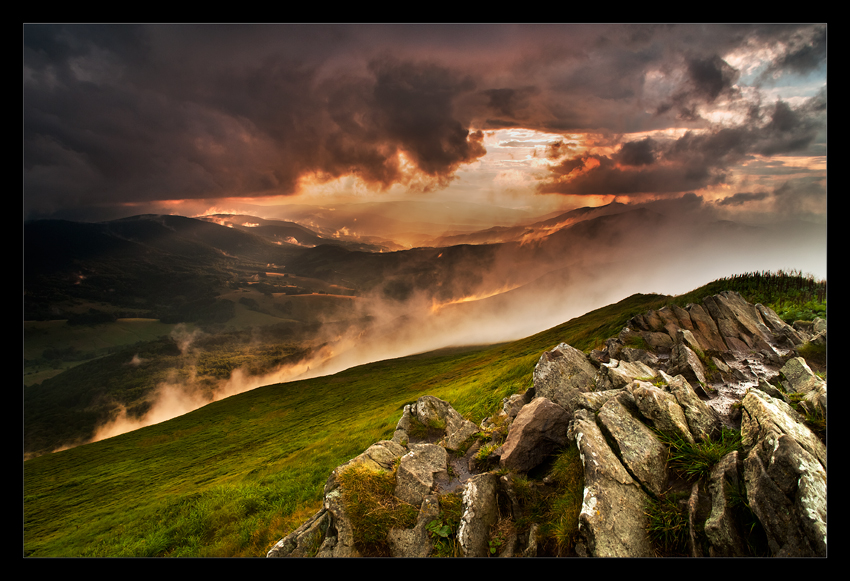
xmin=24 ymin=197 xmax=825 ymax=458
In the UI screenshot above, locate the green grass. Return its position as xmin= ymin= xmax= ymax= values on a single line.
xmin=539 ymin=446 xmax=585 ymax=555
xmin=645 ymin=491 xmax=690 ymax=556
xmin=654 ymin=428 xmax=743 ymax=481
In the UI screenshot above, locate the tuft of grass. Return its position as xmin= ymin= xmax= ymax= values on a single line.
xmin=785 ymin=392 xmax=826 ymax=443
xmin=537 ymin=445 xmax=585 ymax=555
xmin=797 ymin=342 xmax=826 ymax=371
xmin=655 ymin=428 xmax=743 ymax=481
xmin=645 ymin=491 xmax=690 ymax=555
xmin=336 ymin=462 xmax=418 ymax=556
xmin=407 ymin=415 xmax=447 ymax=441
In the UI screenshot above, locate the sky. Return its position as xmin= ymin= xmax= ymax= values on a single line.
xmin=24 ymin=24 xmax=826 ymax=230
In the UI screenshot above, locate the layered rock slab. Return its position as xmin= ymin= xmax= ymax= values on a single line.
xmin=568 ymin=409 xmax=654 ymax=557
xmin=596 ymin=396 xmax=669 ymax=497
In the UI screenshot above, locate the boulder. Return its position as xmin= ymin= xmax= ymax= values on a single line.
xmin=501 ymin=389 xmax=533 ymax=420
xmin=685 ymin=302 xmax=728 ymax=353
xmin=500 ymin=397 xmax=570 ymax=472
xmin=310 ymin=440 xmax=408 ymax=558
xmin=598 ymin=358 xmax=657 ymax=390
xmin=704 ymin=292 xmax=773 ymax=348
xmin=411 ymin=395 xmax=479 ymax=450
xmin=740 ymin=389 xmax=825 ymax=470
xmin=392 ymin=404 xmax=412 ymax=445
xmin=568 ymin=409 xmax=654 ymax=557
xmin=739 ymin=389 xmax=826 ymax=556
xmin=576 ymin=388 xmax=625 ymax=414
xmin=668 ymin=339 xmax=708 ymax=388
xmin=533 ymin=342 xmax=597 ymax=413
xmin=665 ymin=374 xmax=721 ymax=442
xmin=757 ymin=304 xmax=806 ymax=347
xmin=619 ymin=347 xmax=660 ymax=366
xmin=743 ymin=435 xmax=826 ymax=556
xmin=687 ymin=480 xmax=712 ymax=557
xmin=779 ymin=357 xmax=826 ymax=416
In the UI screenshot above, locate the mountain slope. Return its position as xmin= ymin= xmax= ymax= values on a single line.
xmin=24 ymin=274 xmax=824 ymax=557
xmin=24 ymin=291 xmax=674 ymax=557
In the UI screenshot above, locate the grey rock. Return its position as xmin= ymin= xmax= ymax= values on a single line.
xmin=599 ymin=358 xmax=658 ymax=390
xmin=576 ymin=388 xmax=625 ymax=414
xmin=267 ymin=508 xmax=331 ymax=557
xmin=741 ymin=389 xmax=825 ymax=470
xmin=457 ymin=472 xmax=500 ymax=557
xmin=779 ymin=357 xmax=827 ymax=416
xmin=666 ymin=374 xmax=721 ymax=442
xmin=411 ymin=395 xmax=479 ymax=451
xmin=533 ymin=342 xmax=597 ymax=413
xmin=704 ymin=451 xmax=747 ymax=557
xmin=687 ymin=480 xmax=712 ymax=557
xmin=632 ymin=382 xmax=695 ymax=444
xmin=395 ymin=443 xmax=448 ymax=507
xmin=685 ymin=302 xmax=728 ymax=352
xmin=668 ymin=339 xmax=708 ymax=388
xmin=502 ymin=389 xmax=533 ymax=420
xmin=744 ymin=436 xmax=826 ymax=557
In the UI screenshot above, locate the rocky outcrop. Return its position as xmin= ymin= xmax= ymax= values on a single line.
xmin=268 ymin=291 xmax=826 ymax=558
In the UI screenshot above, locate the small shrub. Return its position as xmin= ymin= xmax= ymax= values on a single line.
xmin=488 ymin=518 xmax=514 ymax=556
xmin=797 ymin=342 xmax=826 ymax=370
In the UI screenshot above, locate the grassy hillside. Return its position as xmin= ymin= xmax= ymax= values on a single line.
xmin=23 ymin=273 xmax=825 ymax=557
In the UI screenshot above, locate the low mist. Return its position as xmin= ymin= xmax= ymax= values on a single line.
xmin=84 ymin=201 xmax=825 ymax=447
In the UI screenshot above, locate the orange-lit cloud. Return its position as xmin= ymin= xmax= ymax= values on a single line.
xmin=25 ymin=24 xmax=825 ymax=224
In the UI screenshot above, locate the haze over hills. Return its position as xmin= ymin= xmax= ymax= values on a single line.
xmin=24 ymin=196 xmax=826 ymax=456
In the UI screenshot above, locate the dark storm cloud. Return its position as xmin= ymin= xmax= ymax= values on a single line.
xmin=24 ymin=23 xmax=826 ymax=218
xmin=771 ymin=177 xmax=827 ymax=217
xmin=655 ymin=54 xmax=740 ymax=120
xmin=717 ymin=192 xmax=770 ymax=206
xmin=538 ymin=93 xmax=824 ymax=197
xmin=482 ymin=86 xmax=540 ymax=118
xmin=759 ymin=25 xmax=826 ymax=80
xmin=616 ymin=138 xmax=657 ymax=166
xmin=24 ymin=25 xmax=488 ymax=216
